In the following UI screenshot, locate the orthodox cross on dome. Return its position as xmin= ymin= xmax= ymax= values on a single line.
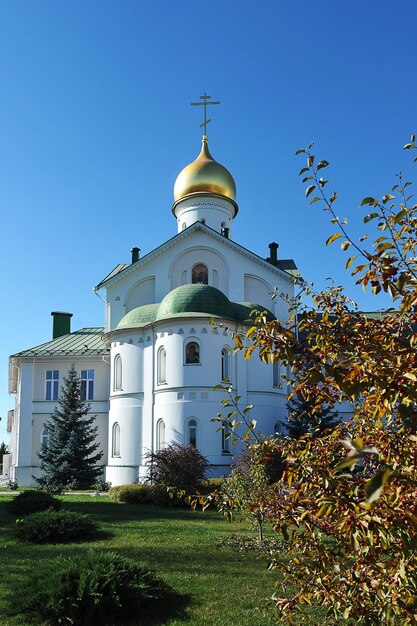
xmin=190 ymin=92 xmax=220 ymax=137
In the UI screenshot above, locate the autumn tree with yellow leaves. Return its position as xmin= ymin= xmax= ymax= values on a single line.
xmin=219 ymin=137 xmax=417 ymax=625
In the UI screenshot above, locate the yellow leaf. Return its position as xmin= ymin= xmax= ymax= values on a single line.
xmin=326 ymin=233 xmax=341 ymax=246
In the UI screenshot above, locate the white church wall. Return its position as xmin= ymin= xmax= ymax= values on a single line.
xmin=169 ymin=247 xmax=229 ymax=294
xmin=125 ymin=276 xmax=155 ymax=312
xmin=247 ymin=356 xmax=276 ymax=393
xmin=14 ymin=362 xmax=33 ymax=472
xmin=152 ymin=391 xmax=240 ymax=474
xmin=246 ymin=392 xmax=287 ymax=433
xmin=174 ymin=194 xmax=235 ymax=234
xmin=244 ymin=274 xmax=274 ymax=310
xmin=102 ymin=228 xmax=295 ymax=330
xmin=107 ymin=395 xmax=144 ymax=485
xmin=111 ymin=338 xmax=145 ymax=394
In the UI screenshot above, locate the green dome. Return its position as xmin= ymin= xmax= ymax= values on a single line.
xmin=117 ymin=303 xmax=159 ymax=329
xmin=157 ymin=284 xmax=234 ymax=320
xmin=115 ymin=287 xmax=276 ymax=330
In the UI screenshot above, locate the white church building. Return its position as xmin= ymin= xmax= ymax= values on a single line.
xmin=7 ymin=125 xmax=299 ymax=487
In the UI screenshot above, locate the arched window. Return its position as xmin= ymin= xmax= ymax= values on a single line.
xmin=112 ymin=422 xmax=121 ymax=457
xmin=157 ymin=347 xmax=167 ymax=384
xmin=114 ymin=354 xmax=122 ymax=391
xmin=221 ymin=347 xmax=230 ymax=382
xmin=185 ymin=340 xmax=200 ymax=364
xmin=157 ymin=420 xmax=166 ymax=451
xmin=221 ymin=422 xmax=231 ymax=454
xmin=192 ymin=263 xmax=208 ymax=285
xmin=187 ymin=419 xmax=198 ymax=447
xmin=41 ymin=427 xmax=49 ymax=448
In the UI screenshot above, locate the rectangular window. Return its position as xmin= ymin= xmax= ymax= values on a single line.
xmin=46 ymin=370 xmax=59 ymax=401
xmin=81 ymin=370 xmax=94 ymax=401
xmin=222 ymin=422 xmax=231 ymax=454
xmin=273 ymin=361 xmax=280 ymax=387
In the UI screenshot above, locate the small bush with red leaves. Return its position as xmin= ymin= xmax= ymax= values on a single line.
xmin=146 ymin=444 xmax=210 ymax=492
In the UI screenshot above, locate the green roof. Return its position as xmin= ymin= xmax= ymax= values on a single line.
xmin=11 ymin=328 xmax=107 ymax=358
xmin=96 ymin=263 xmax=130 ymax=288
xmin=116 ymin=304 xmax=159 ymax=329
xmin=116 ymin=285 xmax=275 ymax=330
xmin=157 ymin=285 xmax=234 ymax=320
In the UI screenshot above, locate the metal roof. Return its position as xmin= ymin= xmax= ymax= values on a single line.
xmin=11 ymin=328 xmax=107 ymax=358
xmin=96 ymin=263 xmax=130 ymax=287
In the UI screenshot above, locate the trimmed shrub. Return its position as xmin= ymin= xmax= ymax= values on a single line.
xmin=5 ymin=489 xmax=62 ymax=516
xmin=13 ymin=509 xmax=98 ymax=543
xmin=109 ymin=484 xmax=151 ymax=504
xmin=109 ymin=483 xmax=174 ymax=507
xmin=16 ymin=550 xmax=173 ymax=625
xmin=146 ymin=443 xmax=210 ymax=491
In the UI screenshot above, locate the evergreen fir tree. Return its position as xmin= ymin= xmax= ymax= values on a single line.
xmin=0 ymin=441 xmax=8 ymax=458
xmin=285 ymin=390 xmax=339 ymax=439
xmin=36 ymin=365 xmax=103 ymax=490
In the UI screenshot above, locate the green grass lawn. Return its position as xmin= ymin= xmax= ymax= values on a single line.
xmin=0 ymin=493 xmax=330 ymax=626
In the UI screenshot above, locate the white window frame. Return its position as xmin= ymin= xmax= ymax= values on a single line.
xmin=41 ymin=427 xmax=49 ymax=448
xmin=186 ymin=418 xmax=198 ymax=448
xmin=114 ymin=354 xmax=122 ymax=391
xmin=45 ymin=370 xmax=59 ymax=401
xmin=81 ymin=369 xmax=94 ymax=401
xmin=156 ymin=419 xmax=166 ymax=451
xmin=221 ymin=422 xmax=231 ymax=454
xmin=221 ymin=347 xmax=230 ymax=382
xmin=112 ymin=422 xmax=121 ymax=457
xmin=157 ymin=347 xmax=167 ymax=384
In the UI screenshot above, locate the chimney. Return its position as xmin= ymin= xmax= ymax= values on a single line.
xmin=267 ymin=242 xmax=279 ymax=265
xmin=131 ymin=247 xmax=141 ymax=264
xmin=51 ymin=312 xmax=73 ymax=339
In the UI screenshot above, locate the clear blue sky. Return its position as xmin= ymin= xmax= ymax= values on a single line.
xmin=1 ymin=0 xmax=416 ymax=442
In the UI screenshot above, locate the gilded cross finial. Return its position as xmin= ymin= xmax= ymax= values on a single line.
xmin=190 ymin=92 xmax=220 ymax=137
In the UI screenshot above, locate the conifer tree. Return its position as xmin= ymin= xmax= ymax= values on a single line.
xmin=285 ymin=390 xmax=339 ymax=438
xmin=36 ymin=365 xmax=103 ymax=490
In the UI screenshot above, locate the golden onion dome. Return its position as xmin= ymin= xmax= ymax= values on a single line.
xmin=173 ymin=136 xmax=236 ymax=203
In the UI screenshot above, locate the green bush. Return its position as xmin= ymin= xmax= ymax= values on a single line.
xmin=109 ymin=483 xmax=174 ymax=506
xmin=197 ymin=477 xmax=225 ymax=495
xmin=109 ymin=483 xmax=150 ymax=503
xmin=17 ymin=551 xmax=173 ymax=625
xmin=5 ymin=489 xmax=62 ymax=516
xmin=13 ymin=509 xmax=99 ymax=543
